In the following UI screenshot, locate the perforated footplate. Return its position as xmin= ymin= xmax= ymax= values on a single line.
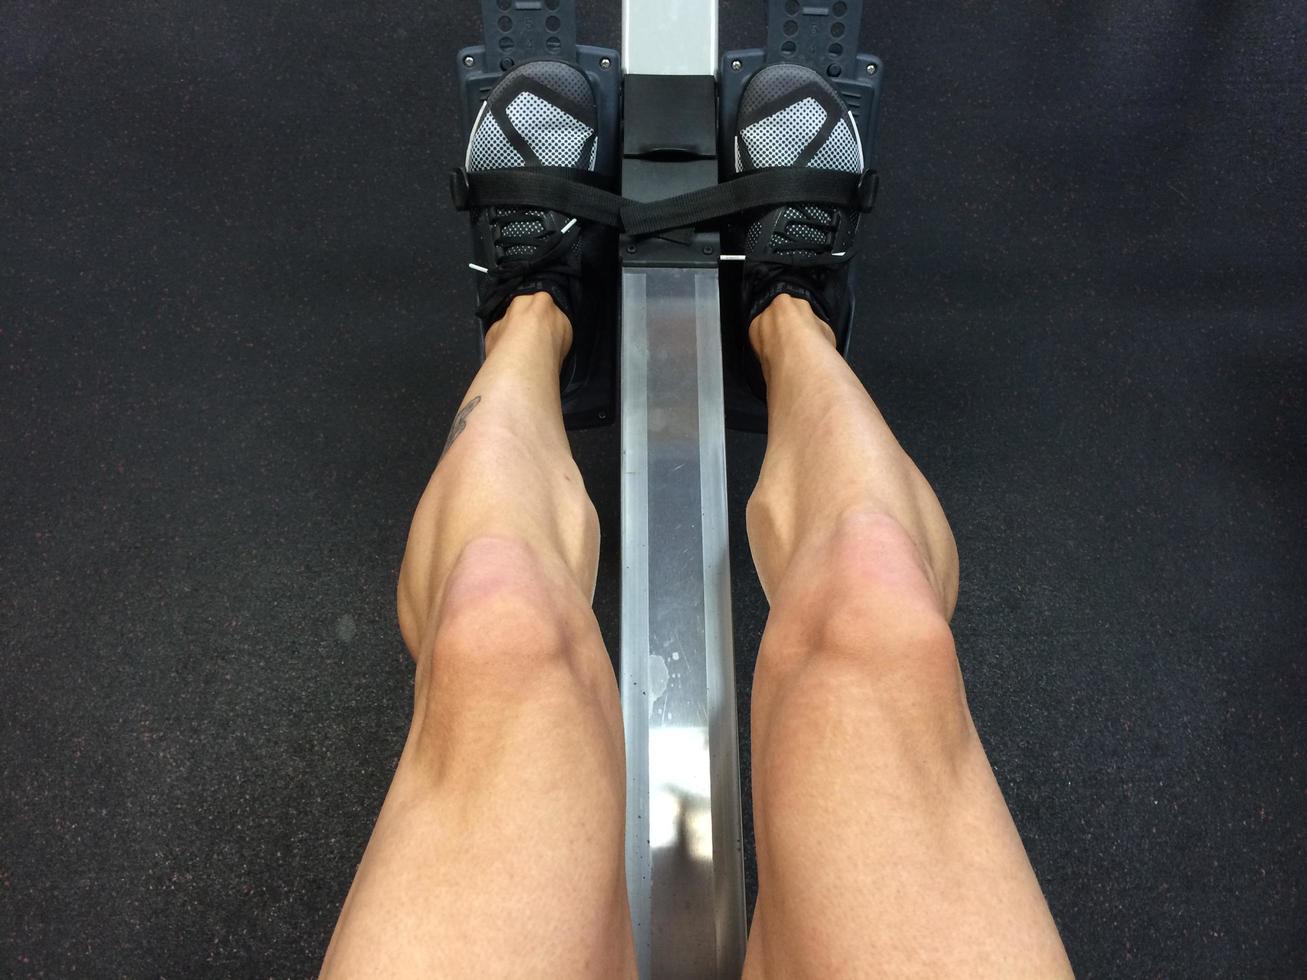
xmin=479 ymin=0 xmax=576 ymax=68
xmin=454 ymin=2 xmax=620 ymax=429
xmin=767 ymin=0 xmax=862 ymax=79
xmin=718 ymin=0 xmax=883 ymax=432
xmin=721 ymin=0 xmax=883 ymax=166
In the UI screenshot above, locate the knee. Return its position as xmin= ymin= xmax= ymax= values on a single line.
xmin=830 ymin=511 xmax=955 ymax=641
xmin=422 ymin=536 xmax=604 ymax=696
xmin=776 ymin=511 xmax=951 ymax=644
xmin=399 ymin=536 xmax=619 ymax=787
xmin=396 ymin=474 xmax=601 ymax=657
xmin=760 ymin=511 xmax=971 ymax=744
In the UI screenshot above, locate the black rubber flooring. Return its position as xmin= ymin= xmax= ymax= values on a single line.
xmin=3 ymin=1 xmax=1304 ymax=975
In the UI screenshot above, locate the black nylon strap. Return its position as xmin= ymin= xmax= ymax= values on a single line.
xmin=620 ymin=169 xmax=872 ymax=237
xmin=451 ymin=168 xmax=626 ymax=228
xmin=450 ymin=166 xmax=877 ymax=236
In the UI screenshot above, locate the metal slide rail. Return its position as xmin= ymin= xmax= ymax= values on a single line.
xmin=619 ymin=2 xmax=746 ymax=978
xmin=620 ymin=268 xmax=744 ymax=979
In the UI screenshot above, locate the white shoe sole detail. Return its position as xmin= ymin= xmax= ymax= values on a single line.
xmin=465 ymin=99 xmax=490 ymax=171
xmin=848 ymin=110 xmax=866 ymax=173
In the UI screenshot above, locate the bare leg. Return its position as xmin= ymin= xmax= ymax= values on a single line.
xmin=321 ymin=294 xmax=636 ymax=978
xmin=741 ymin=295 xmax=1071 ymax=977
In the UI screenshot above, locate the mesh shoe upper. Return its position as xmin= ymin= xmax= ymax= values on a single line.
xmin=464 ymin=61 xmax=604 ymax=331
xmin=467 ymin=62 xmax=598 ymax=172
xmin=731 ymin=64 xmax=866 ymax=334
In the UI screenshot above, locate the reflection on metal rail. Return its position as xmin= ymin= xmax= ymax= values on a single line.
xmin=621 ymin=268 xmax=744 ymax=979
xmin=620 ymin=2 xmax=747 ymax=978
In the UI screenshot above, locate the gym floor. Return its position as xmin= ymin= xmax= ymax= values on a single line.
xmin=3 ymin=1 xmax=1303 ymax=975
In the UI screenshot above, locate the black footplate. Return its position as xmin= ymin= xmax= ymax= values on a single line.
xmin=453 ymin=0 xmax=620 ymax=429
xmin=719 ymin=0 xmax=883 ymax=432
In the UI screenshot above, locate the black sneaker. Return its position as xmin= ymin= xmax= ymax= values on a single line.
xmin=463 ymin=59 xmax=614 ymax=403
xmin=726 ymin=63 xmax=867 ymax=398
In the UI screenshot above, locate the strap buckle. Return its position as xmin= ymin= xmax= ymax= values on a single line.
xmin=449 ymin=167 xmax=472 ymax=211
xmin=857 ymin=170 xmax=880 ymax=213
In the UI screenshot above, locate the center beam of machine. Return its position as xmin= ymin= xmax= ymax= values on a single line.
xmin=619 ymin=39 xmax=747 ymax=980
xmin=621 ymin=73 xmax=719 ymax=266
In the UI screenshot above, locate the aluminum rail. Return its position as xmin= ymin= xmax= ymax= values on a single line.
xmin=620 ymin=1 xmax=747 ymax=977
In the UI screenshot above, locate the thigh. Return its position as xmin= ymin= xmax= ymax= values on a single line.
xmin=743 ymin=541 xmax=1070 ymax=977
xmin=322 ymin=539 xmax=637 ymax=979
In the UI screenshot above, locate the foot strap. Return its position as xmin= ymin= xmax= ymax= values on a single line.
xmin=622 ymin=167 xmax=877 ymax=236
xmin=450 ymin=166 xmax=625 ymax=227
xmin=450 ymin=165 xmax=879 ymax=237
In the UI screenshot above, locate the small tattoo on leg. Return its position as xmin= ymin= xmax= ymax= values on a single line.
xmin=440 ymin=395 xmax=481 ymax=459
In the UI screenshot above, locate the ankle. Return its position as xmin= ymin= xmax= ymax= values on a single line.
xmin=748 ymin=293 xmax=838 ymax=375
xmin=485 ymin=292 xmax=573 ymax=364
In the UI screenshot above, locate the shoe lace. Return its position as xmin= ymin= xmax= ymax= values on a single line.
xmin=490 ymin=208 xmax=562 ymax=257
xmin=772 ymin=206 xmax=842 ymax=256
xmin=739 ymin=206 xmax=859 ymax=326
xmin=474 ymin=208 xmax=583 ymax=323
xmin=743 ymin=209 xmax=857 ymax=289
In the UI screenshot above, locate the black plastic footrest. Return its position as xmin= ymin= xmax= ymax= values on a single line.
xmin=480 ymin=0 xmax=576 ymax=67
xmin=721 ymin=0 xmax=883 ymax=161
xmin=766 ymin=0 xmax=864 ymax=79
xmin=717 ymin=0 xmax=884 ymax=433
xmin=453 ymin=0 xmax=620 ymax=430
